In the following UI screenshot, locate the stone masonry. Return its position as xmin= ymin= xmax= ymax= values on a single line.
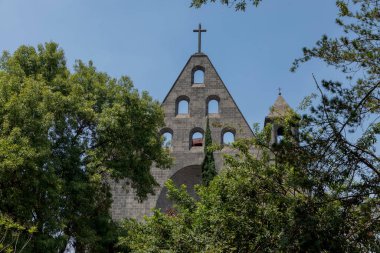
xmin=110 ymin=52 xmax=256 ymax=220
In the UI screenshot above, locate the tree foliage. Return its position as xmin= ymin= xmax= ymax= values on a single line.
xmin=293 ymin=0 xmax=379 ymax=184
xmin=0 ymin=42 xmax=171 ymax=252
xmin=289 ymin=3 xmax=380 ymax=243
xmin=0 ymin=214 xmax=36 ymax=253
xmin=201 ymin=118 xmax=216 ymax=186
xmin=119 ymin=119 xmax=379 ymax=252
xmin=191 ymin=0 xmax=262 ymax=11
xmin=190 ymin=0 xmax=380 ymax=239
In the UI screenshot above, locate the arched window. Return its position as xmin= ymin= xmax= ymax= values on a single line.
xmin=162 ymin=132 xmax=173 ymax=148
xmin=178 ymin=100 xmax=189 ymax=114
xmin=221 ymin=128 xmax=236 ymax=145
xmin=192 ymin=132 xmax=203 ymax=147
xmin=190 ymin=128 xmax=204 ymax=148
xmin=192 ymin=66 xmax=205 ymax=85
xmin=208 ymin=99 xmax=219 ymax=114
xmin=176 ymin=96 xmax=190 ymax=116
xmin=223 ymin=132 xmax=235 ymax=145
xmin=194 ymin=70 xmax=204 ymax=84
xmin=277 ymin=127 xmax=284 ymax=143
xmin=160 ymin=128 xmax=173 ymax=148
xmin=206 ymin=95 xmax=220 ymax=116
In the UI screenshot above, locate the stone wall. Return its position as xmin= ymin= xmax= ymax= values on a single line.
xmin=110 ymin=53 xmax=254 ymax=221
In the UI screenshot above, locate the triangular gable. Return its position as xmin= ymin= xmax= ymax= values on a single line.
xmin=162 ymin=53 xmax=253 ymax=138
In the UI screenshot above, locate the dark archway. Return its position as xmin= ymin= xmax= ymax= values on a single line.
xmin=156 ymin=165 xmax=202 ymax=213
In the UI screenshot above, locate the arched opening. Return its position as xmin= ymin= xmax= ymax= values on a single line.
xmin=178 ymin=100 xmax=189 ymax=114
xmin=156 ymin=165 xmax=202 ymax=213
xmin=189 ymin=128 xmax=204 ymax=149
xmin=192 ymin=132 xmax=203 ymax=147
xmin=221 ymin=128 xmax=236 ymax=146
xmin=176 ymin=96 xmax=190 ymax=116
xmin=194 ymin=70 xmax=204 ymax=84
xmin=206 ymin=95 xmax=220 ymax=116
xmin=208 ymin=99 xmax=219 ymax=114
xmin=277 ymin=127 xmax=284 ymax=143
xmin=160 ymin=128 xmax=173 ymax=149
xmin=223 ymin=132 xmax=235 ymax=145
xmin=192 ymin=66 xmax=205 ymax=85
xmin=162 ymin=132 xmax=173 ymax=148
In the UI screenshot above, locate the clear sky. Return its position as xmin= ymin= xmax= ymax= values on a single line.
xmin=0 ymin=0 xmax=345 ymax=128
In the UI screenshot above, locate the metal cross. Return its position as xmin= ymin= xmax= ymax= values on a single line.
xmin=278 ymin=87 xmax=282 ymax=96
xmin=193 ymin=23 xmax=207 ymax=53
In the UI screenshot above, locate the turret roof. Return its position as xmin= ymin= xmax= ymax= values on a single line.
xmin=267 ymin=95 xmax=292 ymax=119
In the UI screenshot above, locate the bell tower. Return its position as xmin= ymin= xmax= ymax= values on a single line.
xmin=264 ymin=91 xmax=297 ymax=145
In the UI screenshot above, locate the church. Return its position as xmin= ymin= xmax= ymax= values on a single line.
xmin=110 ymin=25 xmax=292 ymax=220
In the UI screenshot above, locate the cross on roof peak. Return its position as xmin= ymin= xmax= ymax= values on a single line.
xmin=193 ymin=23 xmax=207 ymax=54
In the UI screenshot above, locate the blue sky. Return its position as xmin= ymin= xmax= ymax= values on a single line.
xmin=0 ymin=0 xmax=344 ymax=128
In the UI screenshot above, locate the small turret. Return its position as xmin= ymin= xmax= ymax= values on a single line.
xmin=265 ymin=92 xmax=298 ymax=145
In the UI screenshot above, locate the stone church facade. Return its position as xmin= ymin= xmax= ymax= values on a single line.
xmin=110 ymin=42 xmax=291 ymax=221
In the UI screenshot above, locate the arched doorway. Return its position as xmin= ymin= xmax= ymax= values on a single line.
xmin=156 ymin=165 xmax=202 ymax=212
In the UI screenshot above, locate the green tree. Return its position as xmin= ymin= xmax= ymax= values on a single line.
xmin=119 ymin=118 xmax=379 ymax=252
xmin=292 ymin=0 xmax=379 ymax=191
xmin=191 ymin=0 xmax=262 ymax=11
xmin=0 ymin=214 xmax=37 ymax=253
xmin=202 ymin=118 xmax=216 ymax=186
xmin=190 ymin=0 xmax=380 ymax=244
xmin=0 ymin=42 xmax=171 ymax=252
